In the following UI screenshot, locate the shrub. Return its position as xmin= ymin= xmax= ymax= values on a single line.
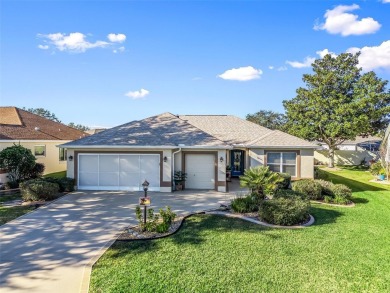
xmin=231 ymin=195 xmax=259 ymax=213
xmin=44 ymin=177 xmax=75 ymax=192
xmin=26 ymin=163 xmax=45 ymax=179
xmin=20 ymin=179 xmax=59 ymax=201
xmin=0 ymin=145 xmax=36 ymax=182
xmin=314 ymin=179 xmax=335 ymax=196
xmin=324 ymin=196 xmax=333 ymax=203
xmin=259 ymin=197 xmax=310 ymax=226
xmin=369 ymin=161 xmax=383 ymax=175
xmin=277 ymin=173 xmax=291 ymax=190
xmin=135 ymin=206 xmax=176 ymax=233
xmin=331 ymin=184 xmax=352 ymax=200
xmin=314 ymin=167 xmax=329 ymax=180
xmin=3 ymin=180 xmax=19 ymax=189
xmin=292 ymin=179 xmax=322 ymax=200
xmin=333 ymin=195 xmax=350 ymax=205
xmin=273 ymin=189 xmax=307 ymax=200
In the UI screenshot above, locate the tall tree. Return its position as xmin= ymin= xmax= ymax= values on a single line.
xmin=283 ymin=53 xmax=390 ymax=168
xmin=24 ymin=107 xmax=61 ymax=123
xmin=246 ymin=110 xmax=287 ymax=130
xmin=68 ymin=122 xmax=90 ymax=132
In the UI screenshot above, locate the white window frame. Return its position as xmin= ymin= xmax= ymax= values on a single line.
xmin=34 ymin=145 xmax=46 ymax=157
xmin=59 ymin=148 xmax=67 ymax=161
xmin=266 ymin=152 xmax=297 ymax=176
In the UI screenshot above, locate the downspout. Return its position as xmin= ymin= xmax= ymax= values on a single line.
xmin=172 ymin=148 xmax=182 ymax=191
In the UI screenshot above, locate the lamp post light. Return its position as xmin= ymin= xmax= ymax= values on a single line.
xmin=141 ymin=180 xmax=149 ymax=225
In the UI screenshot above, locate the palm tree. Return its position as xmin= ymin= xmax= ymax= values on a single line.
xmin=239 ymin=166 xmax=283 ymax=200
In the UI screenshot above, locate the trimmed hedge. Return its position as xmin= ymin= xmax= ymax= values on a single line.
xmin=277 ymin=173 xmax=292 ymax=190
xmin=273 ymin=189 xmax=307 ymax=200
xmin=231 ymin=195 xmax=259 ymax=213
xmin=44 ymin=177 xmax=75 ymax=192
xmin=20 ymin=179 xmax=59 ymax=201
xmin=259 ymin=197 xmax=310 ymax=226
xmin=292 ymin=179 xmax=322 ymax=200
xmin=314 ymin=179 xmax=335 ymax=196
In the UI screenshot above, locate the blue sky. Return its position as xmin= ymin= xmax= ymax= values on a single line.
xmin=1 ymin=0 xmax=390 ymax=128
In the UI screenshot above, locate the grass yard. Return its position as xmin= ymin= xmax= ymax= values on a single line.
xmin=0 ymin=206 xmax=34 ymax=225
xmin=90 ymin=168 xmax=390 ymax=293
xmin=43 ymin=171 xmax=67 ymax=178
xmin=0 ymin=192 xmax=22 ymax=203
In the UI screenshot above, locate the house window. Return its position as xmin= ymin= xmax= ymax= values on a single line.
xmin=267 ymin=152 xmax=297 ymax=176
xmin=59 ymin=148 xmax=67 ymax=161
xmin=34 ymin=145 xmax=46 ymax=157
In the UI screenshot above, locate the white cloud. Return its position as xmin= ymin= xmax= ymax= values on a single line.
xmin=277 ymin=66 xmax=288 ymax=71
xmin=38 ymin=44 xmax=49 ymax=50
xmin=286 ymin=57 xmax=316 ymax=68
xmin=347 ymin=40 xmax=390 ymax=71
xmin=316 ymin=48 xmax=337 ymax=58
xmin=314 ymin=4 xmax=381 ymax=36
xmin=218 ymin=66 xmax=263 ymax=81
xmin=268 ymin=66 xmax=274 ymax=70
xmin=107 ymin=33 xmax=126 ymax=43
xmin=38 ymin=32 xmax=109 ymax=53
xmin=125 ymin=88 xmax=150 ymax=99
xmin=383 ymin=0 xmax=390 ymax=3
xmin=192 ymin=77 xmax=202 ymax=81
xmin=113 ymin=46 xmax=125 ymax=53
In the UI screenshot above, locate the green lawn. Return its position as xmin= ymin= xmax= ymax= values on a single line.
xmin=43 ymin=171 xmax=67 ymax=178
xmin=90 ymin=168 xmax=390 ymax=293
xmin=0 ymin=206 xmax=34 ymax=225
xmin=0 ymin=192 xmax=22 ymax=203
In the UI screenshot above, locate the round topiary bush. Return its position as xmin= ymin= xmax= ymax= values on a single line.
xmin=20 ymin=179 xmax=59 ymax=201
xmin=273 ymin=189 xmax=307 ymax=200
xmin=231 ymin=195 xmax=259 ymax=213
xmin=259 ymin=197 xmax=310 ymax=226
xmin=314 ymin=179 xmax=335 ymax=196
xmin=331 ymin=184 xmax=352 ymax=204
xmin=292 ymin=179 xmax=322 ymax=200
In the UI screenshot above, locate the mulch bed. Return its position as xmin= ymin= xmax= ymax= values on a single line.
xmin=117 ymin=217 xmax=185 ymax=241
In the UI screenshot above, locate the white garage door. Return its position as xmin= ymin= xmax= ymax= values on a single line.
xmin=185 ymin=154 xmax=215 ymax=189
xmin=78 ymin=154 xmax=160 ymax=191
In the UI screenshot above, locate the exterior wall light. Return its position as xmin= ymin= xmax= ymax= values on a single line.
xmin=220 ymin=156 xmax=224 ymax=163
xmin=163 ymin=156 xmax=168 ymax=162
xmin=68 ymin=155 xmax=73 ymax=161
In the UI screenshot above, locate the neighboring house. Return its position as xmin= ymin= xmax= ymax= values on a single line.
xmin=61 ymin=113 xmax=317 ymax=192
xmin=85 ymin=128 xmax=107 ymax=135
xmin=315 ymin=136 xmax=382 ymax=166
xmin=0 ymin=107 xmax=88 ymax=182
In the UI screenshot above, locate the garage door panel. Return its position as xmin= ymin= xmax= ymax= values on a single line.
xmin=99 ymin=172 xmax=119 ymax=187
xmin=99 ymin=155 xmax=119 ymax=172
xmin=119 ymin=155 xmax=139 ymax=172
xmin=185 ymin=154 xmax=215 ymax=189
xmin=79 ymin=172 xmax=99 ymax=187
xmin=79 ymin=155 xmax=98 ymax=172
xmin=78 ymin=154 xmax=160 ymax=191
xmin=119 ymin=172 xmax=140 ymax=187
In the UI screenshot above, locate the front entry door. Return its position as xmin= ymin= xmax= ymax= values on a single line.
xmin=231 ymin=150 xmax=244 ymax=176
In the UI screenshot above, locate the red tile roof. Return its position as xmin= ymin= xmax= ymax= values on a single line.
xmin=0 ymin=107 xmax=88 ymax=140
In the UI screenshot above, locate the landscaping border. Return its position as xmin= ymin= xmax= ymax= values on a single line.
xmin=311 ymin=200 xmax=355 ymax=208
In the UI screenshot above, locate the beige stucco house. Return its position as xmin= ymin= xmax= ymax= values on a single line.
xmin=61 ymin=113 xmax=317 ymax=193
xmin=0 ymin=107 xmax=88 ymax=183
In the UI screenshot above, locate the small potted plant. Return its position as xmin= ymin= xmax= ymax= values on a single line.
xmin=174 ymin=171 xmax=187 ymax=191
xmin=378 ymin=169 xmax=386 ymax=181
xmin=226 ymin=165 xmax=232 ymax=182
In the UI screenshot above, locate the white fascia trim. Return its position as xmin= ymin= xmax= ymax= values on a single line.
xmin=249 ymin=145 xmax=320 ymax=149
xmin=59 ymin=145 xmax=232 ymax=150
xmin=1 ymin=140 xmax=70 ymax=143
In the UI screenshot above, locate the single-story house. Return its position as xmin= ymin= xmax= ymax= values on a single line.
xmin=0 ymin=107 xmax=88 ymax=183
xmin=61 ymin=113 xmax=317 ymax=192
xmin=315 ymin=136 xmax=381 ymax=166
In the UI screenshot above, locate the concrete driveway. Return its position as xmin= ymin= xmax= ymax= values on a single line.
xmin=0 ymin=189 xmax=233 ymax=293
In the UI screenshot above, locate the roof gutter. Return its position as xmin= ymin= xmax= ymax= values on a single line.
xmin=57 ymin=144 xmax=233 ymax=149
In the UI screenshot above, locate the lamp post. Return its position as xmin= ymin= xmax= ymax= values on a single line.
xmin=141 ymin=180 xmax=149 ymax=225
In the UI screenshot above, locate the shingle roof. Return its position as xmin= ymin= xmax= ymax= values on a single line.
xmin=180 ymin=115 xmax=317 ymax=148
xmin=61 ymin=112 xmax=228 ymax=147
xmin=0 ymin=107 xmax=88 ymax=140
xmin=180 ymin=115 xmax=273 ymax=145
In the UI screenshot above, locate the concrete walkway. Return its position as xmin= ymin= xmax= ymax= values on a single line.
xmin=0 ymin=189 xmax=234 ymax=293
